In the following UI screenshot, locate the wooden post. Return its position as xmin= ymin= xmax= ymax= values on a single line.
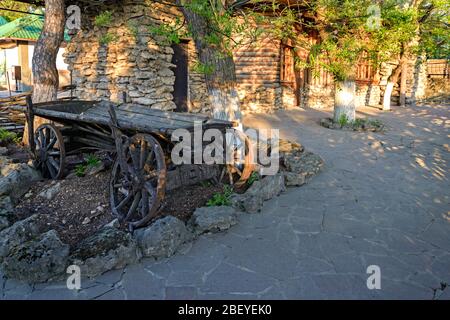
xmin=25 ymin=95 xmax=36 ymax=154
xmin=6 ymin=71 xmax=12 ymax=98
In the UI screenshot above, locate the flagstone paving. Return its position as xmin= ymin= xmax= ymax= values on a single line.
xmin=1 ymin=102 xmax=449 ymax=300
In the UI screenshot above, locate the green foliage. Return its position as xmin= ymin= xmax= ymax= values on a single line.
xmin=206 ymin=185 xmax=233 ymax=207
xmin=0 ymin=129 xmax=20 ymax=145
xmin=75 ymin=154 xmax=101 ymax=177
xmin=86 ymin=154 xmax=101 ymax=167
xmin=338 ymin=114 xmax=350 ymax=127
xmin=99 ymin=33 xmax=117 ymax=45
xmin=244 ymin=0 xmax=449 ymax=81
xmin=75 ymin=164 xmax=86 ymax=177
xmin=247 ymin=171 xmax=260 ymax=187
xmin=0 ymin=1 xmax=38 ymax=21
xmin=94 ymin=11 xmax=113 ymax=27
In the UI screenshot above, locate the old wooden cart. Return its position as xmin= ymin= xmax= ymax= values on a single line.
xmin=19 ymin=97 xmax=254 ymax=230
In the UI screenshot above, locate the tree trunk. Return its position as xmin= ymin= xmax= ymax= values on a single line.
xmin=399 ymin=62 xmax=408 ymax=107
xmin=334 ymin=80 xmax=356 ymax=123
xmin=179 ymin=3 xmax=241 ymax=122
xmin=23 ymin=0 xmax=65 ymax=144
xmin=382 ymin=59 xmax=404 ymax=111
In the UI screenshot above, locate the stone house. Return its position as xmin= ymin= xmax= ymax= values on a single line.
xmin=26 ymin=0 xmax=429 ymax=115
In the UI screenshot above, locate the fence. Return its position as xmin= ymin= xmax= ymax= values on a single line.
xmin=305 ymin=56 xmax=376 ymax=86
xmin=427 ymin=59 xmax=449 ymax=78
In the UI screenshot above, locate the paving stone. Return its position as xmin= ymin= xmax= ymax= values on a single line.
xmin=200 ymin=262 xmax=276 ymax=294
xmin=121 ymin=264 xmax=165 ymax=300
xmin=95 ymin=288 xmax=127 ymax=300
xmin=165 ymin=286 xmax=198 ymax=300
xmin=376 ymin=279 xmax=432 ymax=299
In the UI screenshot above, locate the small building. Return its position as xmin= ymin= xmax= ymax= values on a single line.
xmin=0 ymin=12 xmax=70 ymax=92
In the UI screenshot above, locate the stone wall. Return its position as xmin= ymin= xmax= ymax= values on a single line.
xmin=64 ymin=1 xmax=211 ymax=113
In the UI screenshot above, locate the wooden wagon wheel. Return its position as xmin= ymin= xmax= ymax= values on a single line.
xmin=34 ymin=123 xmax=66 ymax=180
xmin=110 ymin=134 xmax=167 ymax=230
xmin=222 ymin=129 xmax=255 ymax=188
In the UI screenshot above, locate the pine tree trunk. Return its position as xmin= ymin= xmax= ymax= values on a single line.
xmin=334 ymin=80 xmax=356 ymax=123
xmin=23 ymin=0 xmax=65 ymax=144
xmin=180 ymin=3 xmax=241 ymax=122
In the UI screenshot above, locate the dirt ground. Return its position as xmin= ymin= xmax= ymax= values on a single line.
xmin=14 ymin=165 xmax=225 ymax=248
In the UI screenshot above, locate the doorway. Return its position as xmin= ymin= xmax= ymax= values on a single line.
xmin=171 ymin=41 xmax=189 ymax=112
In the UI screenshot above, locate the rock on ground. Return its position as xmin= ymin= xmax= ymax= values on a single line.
xmin=232 ymin=173 xmax=286 ymax=213
xmin=283 ymin=171 xmax=307 ymax=187
xmin=189 ymin=206 xmax=239 ymax=234
xmin=282 ymin=151 xmax=324 ymax=178
xmin=38 ymin=182 xmax=62 ymax=201
xmin=134 ymin=216 xmax=190 ymax=259
xmin=1 ymin=230 xmax=70 ymax=283
xmin=0 ymin=163 xmax=41 ymax=201
xmin=0 ymin=196 xmax=14 ymax=232
xmin=70 ymin=227 xmax=141 ymax=278
xmin=0 ymin=214 xmax=47 ymax=260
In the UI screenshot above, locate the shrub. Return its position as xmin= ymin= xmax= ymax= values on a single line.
xmin=207 ymin=185 xmax=233 ymax=207
xmin=94 ymin=11 xmax=113 ymax=27
xmin=0 ymin=129 xmax=20 ymax=146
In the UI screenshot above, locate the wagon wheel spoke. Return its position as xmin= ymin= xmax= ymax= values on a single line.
xmin=124 ymin=191 xmax=141 ymax=221
xmin=115 ymin=190 xmax=133 ymax=211
xmin=140 ymin=189 xmax=149 ymax=218
xmin=46 ymin=136 xmax=58 ymax=151
xmin=44 ymin=127 xmax=51 ymax=148
xmin=130 ymin=143 xmax=144 ymax=176
xmin=46 ymin=160 xmax=57 ymax=178
xmin=139 ymin=139 xmax=149 ymax=169
xmin=47 ymin=157 xmax=60 ymax=170
xmin=39 ymin=129 xmax=45 ymax=149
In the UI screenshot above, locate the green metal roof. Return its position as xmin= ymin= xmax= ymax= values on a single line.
xmin=0 ymin=16 xmax=8 ymax=26
xmin=0 ymin=14 xmax=70 ymax=42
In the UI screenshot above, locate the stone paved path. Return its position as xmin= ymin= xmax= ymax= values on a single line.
xmin=1 ymin=102 xmax=449 ymax=300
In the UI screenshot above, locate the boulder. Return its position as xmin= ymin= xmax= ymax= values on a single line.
xmin=0 ymin=216 xmax=9 ymax=232
xmin=134 ymin=216 xmax=190 ymax=259
xmin=0 ymin=214 xmax=47 ymax=260
xmin=38 ymin=182 xmax=61 ymax=201
xmin=282 ymin=151 xmax=324 ymax=179
xmin=70 ymin=227 xmax=141 ymax=278
xmin=0 ymin=164 xmax=41 ymax=200
xmin=283 ymin=172 xmax=306 ymax=187
xmin=1 ymin=230 xmax=70 ymax=283
xmin=231 ymin=174 xmax=286 ymax=213
xmin=189 ymin=206 xmax=239 ymax=234
xmin=0 ymin=196 xmax=14 ymax=232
